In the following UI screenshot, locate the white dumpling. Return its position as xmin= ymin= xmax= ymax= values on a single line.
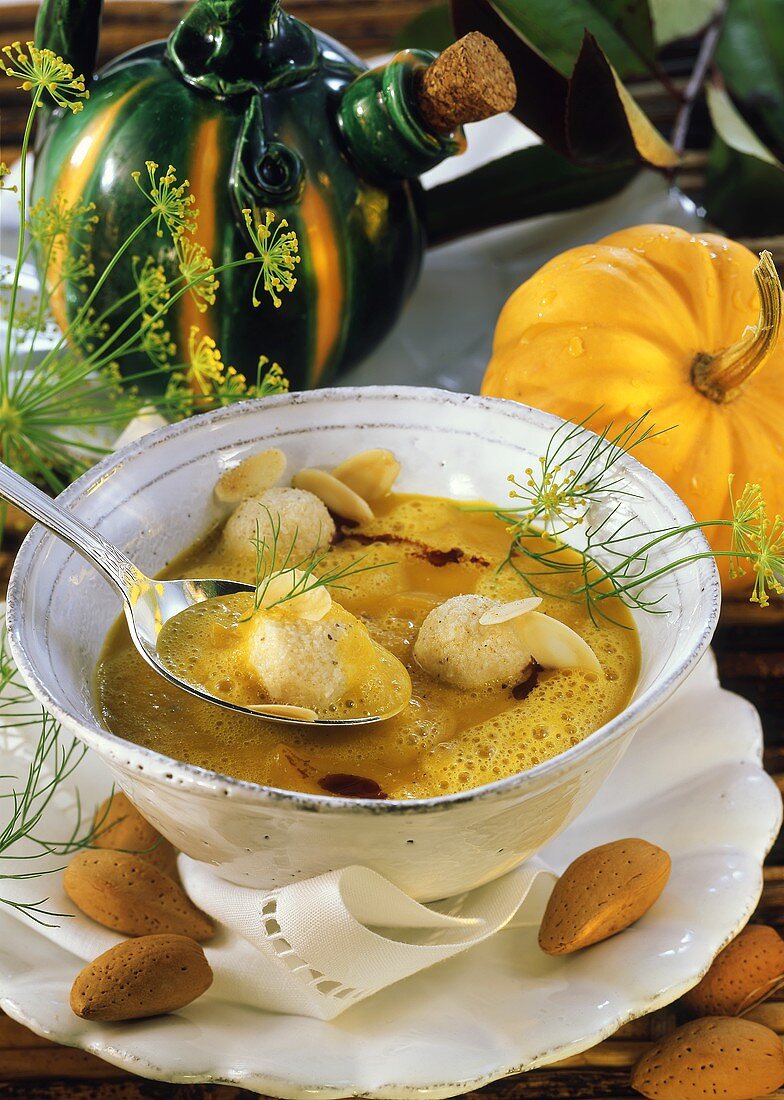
xmin=414 ymin=594 xmax=600 ymax=690
xmin=414 ymin=595 xmax=534 ymax=690
xmin=246 ymin=609 xmax=374 ymax=711
xmin=222 ymin=486 xmax=335 ymax=567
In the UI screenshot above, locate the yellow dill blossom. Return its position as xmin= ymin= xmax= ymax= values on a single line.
xmin=749 ymin=509 xmax=784 ymax=608
xmin=0 ymin=42 xmax=87 ymax=111
xmin=178 ymin=238 xmax=219 ymax=313
xmin=728 ymin=477 xmax=762 ymax=581
xmin=131 ymin=161 xmax=197 ymax=241
xmin=133 ymin=257 xmax=176 ymax=367
xmin=257 ymin=359 xmax=289 ymax=395
xmin=134 ymin=255 xmax=170 ymax=311
xmin=241 ymin=208 xmax=300 ymax=308
xmin=28 ymin=194 xmax=97 ymax=246
xmin=726 ymin=478 xmax=784 ymax=605
xmin=186 ymin=326 xmax=225 ymax=395
xmin=0 ymin=163 xmax=15 ymax=191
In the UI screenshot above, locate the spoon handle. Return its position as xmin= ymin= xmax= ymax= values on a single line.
xmin=0 ymin=460 xmax=142 ymax=596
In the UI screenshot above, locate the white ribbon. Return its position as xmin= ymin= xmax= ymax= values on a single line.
xmin=179 ymin=857 xmax=556 ymax=1019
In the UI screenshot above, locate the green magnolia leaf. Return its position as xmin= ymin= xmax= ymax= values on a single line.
xmin=704 ymin=83 xmax=784 ymax=235
xmin=394 ymin=4 xmax=454 ymax=51
xmin=478 ymin=0 xmax=656 ymax=79
xmin=424 ymin=144 xmax=637 ymax=244
xmin=706 ymin=83 xmax=782 ymax=165
xmin=451 ymin=0 xmax=677 ymax=167
xmin=649 ymin=0 xmax=721 ymax=46
xmin=715 ymin=0 xmax=784 ymax=155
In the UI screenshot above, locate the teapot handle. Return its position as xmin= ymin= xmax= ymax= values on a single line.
xmin=34 ymin=0 xmax=103 ymax=91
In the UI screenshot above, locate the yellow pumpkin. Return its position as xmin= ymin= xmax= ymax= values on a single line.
xmin=482 ymin=223 xmax=784 ymax=594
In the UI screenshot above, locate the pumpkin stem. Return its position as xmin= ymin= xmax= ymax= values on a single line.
xmin=691 ymin=250 xmax=782 ymax=404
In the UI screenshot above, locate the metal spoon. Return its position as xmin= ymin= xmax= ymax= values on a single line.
xmin=0 ymin=461 xmax=407 ymax=726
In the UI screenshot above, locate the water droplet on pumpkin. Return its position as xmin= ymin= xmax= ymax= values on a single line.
xmin=540 ymin=289 xmax=557 ymax=307
xmin=568 ymin=336 xmax=584 ymax=357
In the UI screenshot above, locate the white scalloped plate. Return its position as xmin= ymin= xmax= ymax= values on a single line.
xmin=0 ymin=650 xmax=780 ymax=1098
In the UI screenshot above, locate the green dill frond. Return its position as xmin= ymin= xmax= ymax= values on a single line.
xmin=0 ymin=630 xmax=104 ymax=925
xmin=496 ymin=414 xmax=781 ymax=619
xmin=501 ymin=409 xmax=666 ymax=544
xmin=241 ymin=208 xmax=300 ymax=308
xmin=241 ymin=509 xmax=391 ymax=622
xmin=0 ymin=42 xmax=88 ymax=112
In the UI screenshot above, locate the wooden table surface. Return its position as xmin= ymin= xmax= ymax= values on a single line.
xmin=2 ymin=2 xmax=784 ymax=1096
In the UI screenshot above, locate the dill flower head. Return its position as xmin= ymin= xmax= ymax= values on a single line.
xmin=0 ymin=42 xmax=88 ymax=111
xmin=186 ymin=326 xmax=226 ymax=395
xmin=0 ymin=163 xmax=15 ymax=191
xmin=241 ymin=208 xmax=300 ymax=308
xmin=257 ymin=359 xmax=289 ymax=396
xmin=178 ymin=238 xmax=219 ymax=313
xmin=131 ymin=161 xmax=198 ymax=242
xmin=28 ymin=194 xmax=97 ymax=245
xmin=131 ymin=257 xmax=176 ymax=367
xmin=749 ymin=510 xmax=784 ymax=608
xmin=728 ymin=477 xmax=763 ymax=581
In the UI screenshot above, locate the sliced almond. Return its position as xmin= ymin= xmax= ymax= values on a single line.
xmin=292 ymin=468 xmax=374 ymax=524
xmin=258 ymin=568 xmax=332 ymax=621
xmin=215 ymin=448 xmax=286 ymax=503
xmin=247 ymin=703 xmax=319 ymax=722
xmin=516 ymin=611 xmax=601 ymax=674
xmin=332 ymin=449 xmax=400 ymax=502
xmin=479 ymin=596 xmax=542 ymax=625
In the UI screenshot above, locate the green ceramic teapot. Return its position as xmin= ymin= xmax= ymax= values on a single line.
xmin=32 ymin=0 xmax=514 ymax=390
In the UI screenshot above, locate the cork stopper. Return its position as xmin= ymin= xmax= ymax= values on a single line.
xmin=414 ymin=32 xmax=517 ymax=134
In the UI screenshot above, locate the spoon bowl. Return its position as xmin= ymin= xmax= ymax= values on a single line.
xmin=0 ymin=461 xmax=407 ymax=726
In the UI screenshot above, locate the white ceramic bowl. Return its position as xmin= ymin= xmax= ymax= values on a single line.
xmin=7 ymin=388 xmax=720 ymax=902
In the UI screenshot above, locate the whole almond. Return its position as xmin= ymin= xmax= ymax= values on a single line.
xmin=682 ymin=925 xmax=784 ymax=1017
xmin=539 ymin=838 xmax=671 ymax=955
xmin=92 ymin=791 xmax=179 ymax=879
xmin=631 ymin=1016 xmax=784 ymax=1099
xmin=70 ymin=934 xmax=213 ymax=1021
xmin=64 ymin=850 xmax=214 ymax=941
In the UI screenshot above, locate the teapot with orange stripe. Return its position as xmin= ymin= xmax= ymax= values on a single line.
xmin=31 ymin=0 xmax=515 ymax=390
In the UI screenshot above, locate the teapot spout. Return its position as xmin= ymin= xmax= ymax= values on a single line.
xmin=338 ymin=36 xmax=516 ymax=183
xmin=35 ymin=0 xmax=103 ymax=91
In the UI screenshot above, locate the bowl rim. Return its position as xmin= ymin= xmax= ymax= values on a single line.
xmin=6 ymin=385 xmax=721 ymax=814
